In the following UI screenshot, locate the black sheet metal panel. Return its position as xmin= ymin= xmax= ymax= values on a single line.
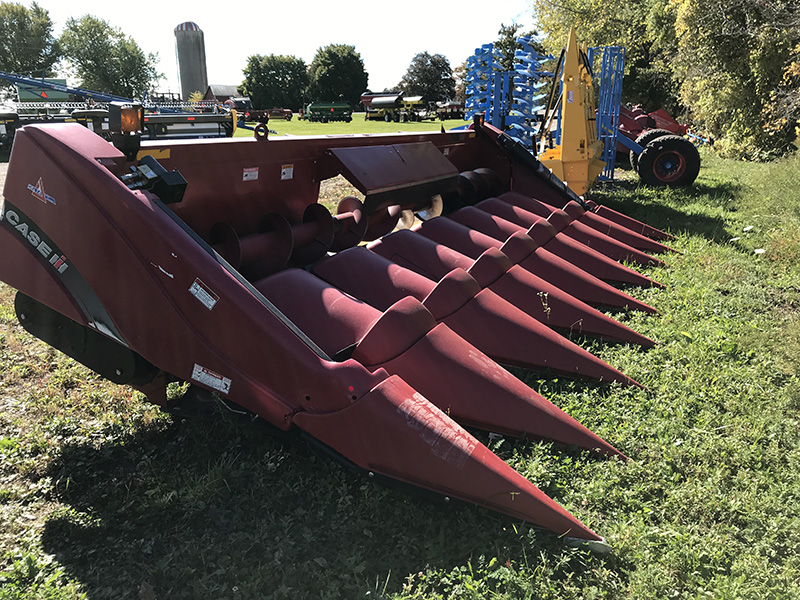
xmin=330 ymin=142 xmax=458 ymax=214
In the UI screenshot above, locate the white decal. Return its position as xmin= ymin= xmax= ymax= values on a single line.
xmin=567 ymin=90 xmax=574 ymax=104
xmin=243 ymin=167 xmax=259 ymax=182
xmin=192 ymin=364 xmax=231 ymax=395
xmin=189 ymin=278 xmax=219 ymax=310
xmin=2 ymin=209 xmax=68 ymax=273
xmin=281 ymin=164 xmax=294 ymax=181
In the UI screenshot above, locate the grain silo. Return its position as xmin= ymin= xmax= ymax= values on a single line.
xmin=174 ymin=22 xmax=208 ymax=101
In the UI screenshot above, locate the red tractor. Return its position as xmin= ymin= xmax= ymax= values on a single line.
xmin=616 ymin=105 xmax=703 ymax=187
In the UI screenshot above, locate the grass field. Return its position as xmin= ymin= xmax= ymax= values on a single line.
xmin=233 ymin=114 xmax=467 ymax=137
xmin=1 ymin=131 xmax=799 ymax=599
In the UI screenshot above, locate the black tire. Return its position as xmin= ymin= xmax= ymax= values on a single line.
xmin=630 ymin=128 xmax=673 ymax=170
xmin=637 ymin=135 xmax=701 ymax=187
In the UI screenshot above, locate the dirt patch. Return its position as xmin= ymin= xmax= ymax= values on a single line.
xmin=318 ymin=174 xmax=363 ymax=212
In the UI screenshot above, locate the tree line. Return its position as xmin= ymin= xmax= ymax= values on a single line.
xmin=532 ymin=0 xmax=800 ymax=159
xmin=242 ymin=47 xmax=458 ymax=111
xmin=0 ymin=2 xmax=458 ymax=112
xmin=0 ymin=3 xmax=157 ymax=99
xmin=6 ymin=1 xmax=795 ymax=158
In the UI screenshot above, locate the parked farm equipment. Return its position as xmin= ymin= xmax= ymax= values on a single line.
xmin=0 ymin=103 xmax=674 ymax=546
xmin=223 ymin=97 xmax=293 ymax=124
xmin=436 ymin=100 xmax=465 ymax=120
xmin=299 ymin=102 xmax=353 ymax=122
xmin=361 ymin=92 xmax=435 ymax=122
xmin=0 ymin=71 xmax=236 ymax=147
xmin=464 ymin=29 xmax=701 ymax=193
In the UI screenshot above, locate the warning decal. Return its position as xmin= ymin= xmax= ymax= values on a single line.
xmin=189 ymin=278 xmax=219 ymax=310
xmin=191 ymin=364 xmax=232 ymax=395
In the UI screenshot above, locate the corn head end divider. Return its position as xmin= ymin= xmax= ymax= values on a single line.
xmin=0 ymin=113 xmax=672 ymax=548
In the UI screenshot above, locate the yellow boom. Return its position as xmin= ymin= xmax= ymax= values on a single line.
xmin=538 ymin=27 xmax=605 ymax=196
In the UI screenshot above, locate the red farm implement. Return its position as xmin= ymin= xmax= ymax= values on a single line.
xmin=0 ymin=106 xmax=674 ymax=547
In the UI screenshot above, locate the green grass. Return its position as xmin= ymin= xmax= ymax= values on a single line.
xmin=1 ymin=145 xmax=799 ymax=598
xmin=233 ymin=114 xmax=468 ymax=137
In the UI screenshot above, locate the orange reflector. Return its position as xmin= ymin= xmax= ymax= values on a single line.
xmin=119 ymin=107 xmax=141 ymax=133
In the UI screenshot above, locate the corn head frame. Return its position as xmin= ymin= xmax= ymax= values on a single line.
xmin=0 ymin=112 xmax=676 ymax=548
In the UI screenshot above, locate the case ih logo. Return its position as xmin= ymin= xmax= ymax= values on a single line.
xmin=27 ymin=178 xmax=56 ymax=205
xmin=1 ymin=208 xmax=69 ymax=274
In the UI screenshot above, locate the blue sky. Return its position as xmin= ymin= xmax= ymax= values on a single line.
xmin=32 ymin=1 xmax=536 ymax=94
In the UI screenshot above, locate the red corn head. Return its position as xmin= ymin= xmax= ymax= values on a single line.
xmin=494 ymin=192 xmax=665 ymax=267
xmin=465 ymin=201 xmax=664 ymax=289
xmin=254 ymin=268 xmax=625 ymax=458
xmin=311 ymin=247 xmax=642 ymax=387
xmin=369 ymin=229 xmax=654 ymax=347
xmin=413 ymin=217 xmax=658 ymax=314
xmin=293 ymin=374 xmax=604 ymax=540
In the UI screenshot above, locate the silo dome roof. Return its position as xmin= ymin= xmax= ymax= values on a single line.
xmin=175 ymin=22 xmax=201 ymax=32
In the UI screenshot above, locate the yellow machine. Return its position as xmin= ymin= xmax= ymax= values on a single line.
xmin=538 ymin=28 xmax=605 ymax=196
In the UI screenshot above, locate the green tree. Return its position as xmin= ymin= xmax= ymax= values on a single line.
xmin=495 ymin=23 xmax=545 ymax=71
xmin=0 ymin=2 xmax=60 ymax=77
xmin=453 ymin=61 xmax=467 ymax=103
xmin=398 ymin=52 xmax=455 ymax=102
xmin=531 ymin=0 xmax=800 ymax=157
xmin=306 ymin=44 xmax=368 ymax=105
xmin=241 ymin=54 xmax=308 ymax=111
xmin=59 ymin=15 xmax=161 ymax=98
xmin=672 ymin=0 xmax=800 ymax=158
xmin=532 ymin=0 xmax=680 ymax=114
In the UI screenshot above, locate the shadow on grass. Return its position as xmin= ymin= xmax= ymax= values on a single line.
xmin=591 ymin=176 xmax=747 ymax=243
xmin=39 ymin=401 xmax=628 ymax=599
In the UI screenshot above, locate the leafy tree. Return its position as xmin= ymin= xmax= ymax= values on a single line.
xmin=398 ymin=52 xmax=455 ymax=102
xmin=0 ymin=2 xmax=60 ymax=78
xmin=59 ymin=15 xmax=161 ymax=98
xmin=672 ymin=0 xmax=800 ymax=158
xmin=764 ymin=41 xmax=800 ymax=149
xmin=306 ymin=44 xmax=368 ymax=105
xmin=495 ymin=23 xmax=545 ymax=71
xmin=531 ymin=0 xmax=800 ymax=157
xmin=532 ymin=0 xmax=680 ymax=114
xmin=241 ymin=54 xmax=308 ymax=111
xmin=452 ymin=61 xmax=467 ymax=103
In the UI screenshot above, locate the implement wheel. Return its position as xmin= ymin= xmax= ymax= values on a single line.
xmin=637 ymin=135 xmax=700 ymax=187
xmin=630 ymin=128 xmax=673 ymax=170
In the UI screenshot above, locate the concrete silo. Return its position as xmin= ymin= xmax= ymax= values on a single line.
xmin=174 ymin=22 xmax=208 ymax=101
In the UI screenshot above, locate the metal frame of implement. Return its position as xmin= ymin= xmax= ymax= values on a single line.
xmin=0 ymin=114 xmax=673 ymax=547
